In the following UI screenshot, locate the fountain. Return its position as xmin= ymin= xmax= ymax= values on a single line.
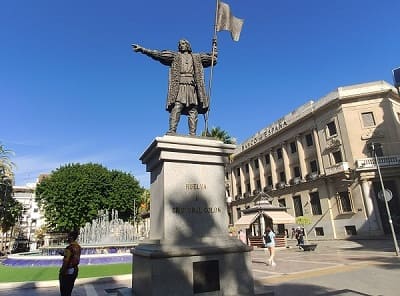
xmin=3 ymin=210 xmax=143 ymax=266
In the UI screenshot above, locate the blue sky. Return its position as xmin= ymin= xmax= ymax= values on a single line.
xmin=2 ymin=0 xmax=399 ymax=188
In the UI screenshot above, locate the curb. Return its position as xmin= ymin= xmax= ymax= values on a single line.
xmin=0 ymin=274 xmax=131 ymax=290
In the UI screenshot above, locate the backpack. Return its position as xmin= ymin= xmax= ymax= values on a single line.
xmin=263 ymin=233 xmax=271 ymax=245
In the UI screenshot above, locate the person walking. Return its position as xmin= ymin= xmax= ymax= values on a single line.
xmin=59 ymin=230 xmax=81 ymax=296
xmin=263 ymin=226 xmax=276 ymax=266
xmin=295 ymin=226 xmax=304 ymax=248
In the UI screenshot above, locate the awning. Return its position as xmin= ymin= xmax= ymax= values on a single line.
xmin=234 ymin=212 xmax=259 ymax=229
xmin=263 ymin=211 xmax=295 ymax=224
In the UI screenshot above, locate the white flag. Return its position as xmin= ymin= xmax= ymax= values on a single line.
xmin=216 ymin=2 xmax=244 ymax=42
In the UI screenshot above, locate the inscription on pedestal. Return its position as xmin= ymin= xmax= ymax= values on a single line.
xmin=193 ymin=260 xmax=220 ymax=293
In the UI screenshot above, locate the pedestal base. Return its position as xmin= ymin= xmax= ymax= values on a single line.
xmin=132 ymin=239 xmax=255 ymax=296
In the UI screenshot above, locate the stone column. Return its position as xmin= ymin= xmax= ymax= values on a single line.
xmin=269 ymin=149 xmax=277 ymax=188
xmin=282 ymin=142 xmax=291 ymax=184
xmin=240 ymin=165 xmax=246 ymax=196
xmin=231 ymin=168 xmax=238 ymax=198
xmin=325 ymin=180 xmax=337 ymax=239
xmin=313 ymin=128 xmax=325 ymax=175
xmin=249 ymin=159 xmax=255 ymax=193
xmin=260 ymin=212 xmax=266 ymax=236
xmin=296 ymin=135 xmax=307 ymax=180
xmin=258 ymin=155 xmax=266 ymax=190
xmin=360 ymin=179 xmax=380 ymax=231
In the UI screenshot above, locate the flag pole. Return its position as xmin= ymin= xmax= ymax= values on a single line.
xmin=204 ymin=0 xmax=220 ymax=136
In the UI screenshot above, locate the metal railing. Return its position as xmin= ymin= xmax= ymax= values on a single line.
xmin=356 ymin=155 xmax=400 ymax=170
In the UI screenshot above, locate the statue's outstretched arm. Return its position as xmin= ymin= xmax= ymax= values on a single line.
xmin=131 ymin=43 xmax=174 ymax=66
xmin=132 ymin=44 xmax=143 ymax=53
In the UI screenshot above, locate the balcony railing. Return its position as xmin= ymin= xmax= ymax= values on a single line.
xmin=356 ymin=155 xmax=400 ymax=170
xmin=325 ymin=162 xmax=349 ymax=176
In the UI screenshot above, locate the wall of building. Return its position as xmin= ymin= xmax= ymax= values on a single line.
xmin=226 ymin=81 xmax=400 ymax=240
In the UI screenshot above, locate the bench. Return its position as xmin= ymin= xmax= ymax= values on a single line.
xmin=248 ymin=235 xmax=287 ymax=248
xmin=300 ymin=244 xmax=317 ymax=251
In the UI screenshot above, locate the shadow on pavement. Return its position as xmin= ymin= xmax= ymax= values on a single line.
xmin=273 ymin=283 xmax=375 ymax=296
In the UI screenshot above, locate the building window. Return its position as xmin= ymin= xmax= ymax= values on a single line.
xmin=338 ymin=191 xmax=353 ymax=213
xmin=327 ymin=121 xmax=337 ymax=137
xmin=267 ymin=175 xmax=273 ymax=186
xmin=228 ymin=212 xmax=233 ymax=225
xmin=294 ymin=166 xmax=301 ymax=178
xmin=265 ymin=154 xmax=270 ymax=164
xmin=345 ymin=225 xmax=357 ymax=235
xmin=371 ymin=144 xmax=384 ymax=157
xmin=305 ymin=133 xmax=313 ymax=146
xmin=254 ymin=159 xmax=259 ymax=169
xmin=290 ymin=141 xmax=297 ymax=153
xmin=315 ymin=227 xmax=324 ymax=236
xmin=310 ymin=160 xmax=318 ymax=173
xmin=236 ymin=167 xmax=240 ymax=176
xmin=278 ymin=198 xmax=286 ymax=208
xmin=246 ymin=183 xmax=251 ymax=193
xmin=310 ymin=192 xmax=322 ymax=215
xmin=397 ymin=112 xmax=400 ymax=122
xmin=293 ymin=195 xmax=303 ymax=217
xmin=236 ymin=185 xmax=242 ymax=198
xmin=245 ymin=163 xmax=249 ymax=173
xmin=256 ymin=179 xmax=261 ymax=191
xmin=332 ymin=150 xmax=343 ymax=164
xmin=361 ymin=112 xmax=376 ymax=127
xmin=279 ymin=171 xmax=286 ymax=183
xmin=236 ymin=207 xmax=242 ymax=219
xmin=277 ymin=148 xmax=283 ymax=159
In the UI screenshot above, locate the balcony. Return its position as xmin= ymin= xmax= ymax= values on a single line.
xmin=276 ymin=182 xmax=286 ymax=189
xmin=356 ymin=155 xmax=400 ymax=170
xmin=325 ymin=162 xmax=349 ymax=176
xmin=290 ymin=177 xmax=302 ymax=185
xmin=306 ymin=172 xmax=319 ymax=181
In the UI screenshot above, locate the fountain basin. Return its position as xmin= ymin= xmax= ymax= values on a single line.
xmin=3 ymin=252 xmax=133 ymax=267
xmin=2 ymin=243 xmax=137 ymax=266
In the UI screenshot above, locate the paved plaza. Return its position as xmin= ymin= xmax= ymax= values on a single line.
xmin=1 ymin=238 xmax=399 ymax=295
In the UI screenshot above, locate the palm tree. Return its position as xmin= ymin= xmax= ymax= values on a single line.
xmin=0 ymin=143 xmax=17 ymax=253
xmin=201 ymin=127 xmax=236 ymax=144
xmin=0 ymin=143 xmax=15 ymax=176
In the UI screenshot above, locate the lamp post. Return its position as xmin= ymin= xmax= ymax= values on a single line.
xmin=369 ymin=142 xmax=400 ymax=256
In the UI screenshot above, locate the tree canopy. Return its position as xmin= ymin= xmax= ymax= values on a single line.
xmin=35 ymin=163 xmax=144 ymax=232
xmin=201 ymin=127 xmax=236 ymax=144
xmin=0 ymin=143 xmax=15 ymax=177
xmin=1 ymin=144 xmax=22 ymax=251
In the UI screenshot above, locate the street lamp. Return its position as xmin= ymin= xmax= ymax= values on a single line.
xmin=369 ymin=142 xmax=400 ymax=256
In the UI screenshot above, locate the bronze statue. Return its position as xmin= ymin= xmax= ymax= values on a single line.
xmin=132 ymin=39 xmax=217 ymax=136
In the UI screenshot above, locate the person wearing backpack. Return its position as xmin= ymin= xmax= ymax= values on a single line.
xmin=263 ymin=226 xmax=276 ymax=266
xmin=59 ymin=230 xmax=82 ymax=296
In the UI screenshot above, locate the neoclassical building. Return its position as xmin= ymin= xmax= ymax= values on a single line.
xmin=226 ymin=80 xmax=400 ymax=240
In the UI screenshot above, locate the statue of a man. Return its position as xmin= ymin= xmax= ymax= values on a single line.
xmin=132 ymin=39 xmax=217 ymax=136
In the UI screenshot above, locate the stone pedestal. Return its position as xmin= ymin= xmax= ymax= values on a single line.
xmin=132 ymin=135 xmax=254 ymax=296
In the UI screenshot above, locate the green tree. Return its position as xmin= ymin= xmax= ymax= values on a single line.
xmin=35 ymin=163 xmax=144 ymax=232
xmin=201 ymin=127 xmax=236 ymax=144
xmin=138 ymin=189 xmax=150 ymax=216
xmin=0 ymin=144 xmax=22 ymax=252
